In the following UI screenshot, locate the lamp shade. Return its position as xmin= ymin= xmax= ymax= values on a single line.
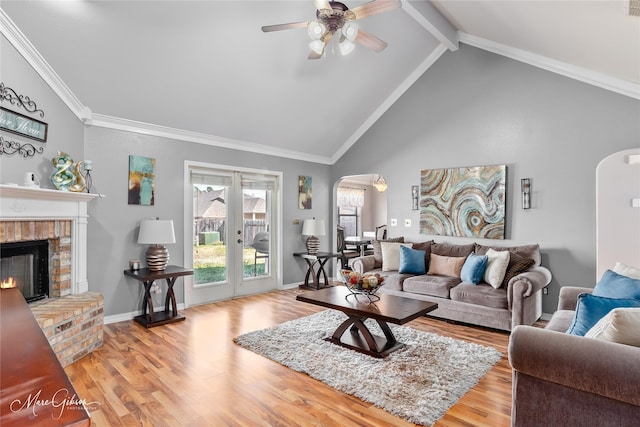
xmin=302 ymin=219 xmax=325 ymax=237
xmin=138 ymin=219 xmax=176 ymax=244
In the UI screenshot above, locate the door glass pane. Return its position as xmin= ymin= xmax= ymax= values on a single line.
xmin=193 ymin=181 xmax=229 ymax=285
xmin=243 ymin=188 xmax=269 ymax=278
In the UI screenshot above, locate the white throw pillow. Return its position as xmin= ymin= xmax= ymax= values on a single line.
xmin=585 ymin=307 xmax=640 ymax=347
xmin=483 ymin=248 xmax=510 ymax=289
xmin=613 ymin=262 xmax=640 ymax=280
xmin=381 ymin=242 xmax=413 ymax=272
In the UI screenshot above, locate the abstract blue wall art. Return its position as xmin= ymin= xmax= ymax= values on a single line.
xmin=419 ymin=165 xmax=506 ymax=239
xmin=128 ymin=155 xmax=155 ymax=206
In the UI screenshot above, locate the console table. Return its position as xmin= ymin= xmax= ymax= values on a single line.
xmin=124 ymin=265 xmax=193 ymax=328
xmin=293 ymin=252 xmax=339 ymax=290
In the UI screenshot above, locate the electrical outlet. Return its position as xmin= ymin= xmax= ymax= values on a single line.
xmin=404 ymin=219 xmax=411 ymax=227
xmin=390 ymin=218 xmax=397 ymax=226
xmin=543 ymin=287 xmax=548 ymax=295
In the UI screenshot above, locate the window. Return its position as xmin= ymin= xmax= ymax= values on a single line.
xmin=337 ymin=187 xmax=365 ymax=237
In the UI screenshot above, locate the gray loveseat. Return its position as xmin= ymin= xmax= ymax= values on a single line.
xmin=351 ymin=240 xmax=552 ymax=331
xmin=509 ymin=286 xmax=640 ymax=426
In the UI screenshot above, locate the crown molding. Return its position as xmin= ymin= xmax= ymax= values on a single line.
xmin=331 ymin=43 xmax=449 ymax=164
xmin=0 ymin=9 xmax=92 ymax=120
xmin=87 ymin=114 xmax=333 ymax=165
xmin=460 ymin=33 xmax=640 ymax=100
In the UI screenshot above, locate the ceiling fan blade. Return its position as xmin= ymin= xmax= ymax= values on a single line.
xmin=355 ymin=29 xmax=388 ymax=52
xmin=262 ymin=21 xmax=310 ymax=32
xmin=313 ymin=0 xmax=332 ymax=11
xmin=308 ymin=32 xmax=333 ymax=59
xmin=350 ymin=0 xmax=402 ymax=20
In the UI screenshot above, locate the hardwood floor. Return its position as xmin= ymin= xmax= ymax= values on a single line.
xmin=65 ymin=288 xmax=522 ymax=427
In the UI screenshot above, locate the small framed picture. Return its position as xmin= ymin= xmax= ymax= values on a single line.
xmin=298 ymin=176 xmax=312 ymax=209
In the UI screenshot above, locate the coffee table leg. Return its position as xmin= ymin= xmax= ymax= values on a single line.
xmin=376 ymin=319 xmax=398 ymax=347
xmin=329 ymin=315 xmax=404 ymax=357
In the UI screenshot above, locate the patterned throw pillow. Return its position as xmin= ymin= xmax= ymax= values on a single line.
xmin=501 ymin=252 xmax=535 ymax=287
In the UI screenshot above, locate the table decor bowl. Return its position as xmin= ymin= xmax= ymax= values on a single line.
xmin=341 ymin=270 xmax=384 ymax=300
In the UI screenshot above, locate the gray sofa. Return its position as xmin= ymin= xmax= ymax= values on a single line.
xmin=351 ymin=240 xmax=552 ymax=331
xmin=509 ymin=286 xmax=640 ymax=426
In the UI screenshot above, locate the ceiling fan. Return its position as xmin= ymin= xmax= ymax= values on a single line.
xmin=262 ymin=0 xmax=402 ymax=59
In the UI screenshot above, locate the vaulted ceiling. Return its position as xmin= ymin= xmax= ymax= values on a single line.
xmin=2 ymin=1 xmax=638 ymax=164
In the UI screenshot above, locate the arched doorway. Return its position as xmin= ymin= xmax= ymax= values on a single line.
xmin=334 ymin=174 xmax=388 ymax=270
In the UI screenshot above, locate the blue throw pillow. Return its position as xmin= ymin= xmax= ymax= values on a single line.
xmin=592 ymin=269 xmax=640 ymax=299
xmin=460 ymin=254 xmax=488 ymax=284
xmin=398 ymin=245 xmax=426 ymax=275
xmin=566 ymin=293 xmax=640 ymax=336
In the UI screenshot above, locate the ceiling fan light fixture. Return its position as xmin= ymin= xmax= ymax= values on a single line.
xmin=309 ymin=39 xmax=325 ymax=55
xmin=339 ymin=38 xmax=355 ymax=55
xmin=342 ymin=21 xmax=359 ymax=41
xmin=307 ymin=21 xmax=326 ymax=40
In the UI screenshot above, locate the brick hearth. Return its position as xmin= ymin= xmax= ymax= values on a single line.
xmin=1 ymin=218 xmax=104 ymax=366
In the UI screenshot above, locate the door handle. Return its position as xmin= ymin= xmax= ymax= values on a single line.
xmin=237 ymin=239 xmax=243 ymax=244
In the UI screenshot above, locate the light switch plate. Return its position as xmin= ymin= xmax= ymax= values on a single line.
xmin=390 ymin=218 xmax=397 ymax=226
xmin=404 ymin=219 xmax=411 ymax=227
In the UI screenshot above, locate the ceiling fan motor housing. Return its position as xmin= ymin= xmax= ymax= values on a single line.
xmin=316 ymin=1 xmax=355 ymax=33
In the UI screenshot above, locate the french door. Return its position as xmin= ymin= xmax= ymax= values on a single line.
xmin=184 ymin=163 xmax=281 ymax=307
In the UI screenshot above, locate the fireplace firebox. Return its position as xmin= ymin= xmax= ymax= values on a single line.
xmin=0 ymin=240 xmax=49 ymax=302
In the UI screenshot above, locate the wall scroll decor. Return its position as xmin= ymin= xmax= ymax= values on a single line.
xmin=0 ymin=83 xmax=45 ymax=117
xmin=128 ymin=155 xmax=156 ymax=205
xmin=0 ymin=135 xmax=44 ymax=157
xmin=298 ymin=175 xmax=312 ymax=209
xmin=0 ymin=83 xmax=47 ymax=158
xmin=419 ymin=165 xmax=506 ymax=239
xmin=411 ymin=185 xmax=419 ymax=210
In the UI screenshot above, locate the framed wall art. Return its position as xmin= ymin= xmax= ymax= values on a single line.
xmin=419 ymin=164 xmax=506 ymax=239
xmin=128 ymin=155 xmax=155 ymax=206
xmin=298 ymin=175 xmax=312 ymax=209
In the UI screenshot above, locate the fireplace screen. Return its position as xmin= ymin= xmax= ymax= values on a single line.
xmin=0 ymin=240 xmax=49 ymax=302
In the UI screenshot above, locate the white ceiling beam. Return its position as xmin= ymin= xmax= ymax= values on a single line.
xmin=403 ymin=0 xmax=458 ymax=51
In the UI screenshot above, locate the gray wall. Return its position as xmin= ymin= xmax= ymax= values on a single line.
xmin=333 ymin=44 xmax=640 ymax=314
xmin=0 ymin=36 xmax=85 ymax=185
xmin=85 ymin=127 xmax=331 ymax=317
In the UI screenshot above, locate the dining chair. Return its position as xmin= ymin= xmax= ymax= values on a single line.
xmin=337 ymin=226 xmax=359 ymax=270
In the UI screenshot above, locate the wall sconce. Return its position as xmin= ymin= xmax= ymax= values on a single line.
xmin=521 ymin=178 xmax=531 ymax=209
xmin=411 ymin=185 xmax=419 ymax=210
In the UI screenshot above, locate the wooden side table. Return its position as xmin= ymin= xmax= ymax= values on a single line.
xmin=124 ymin=265 xmax=193 ymax=328
xmin=293 ymin=252 xmax=340 ymax=290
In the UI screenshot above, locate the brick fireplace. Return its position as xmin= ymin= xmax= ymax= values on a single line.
xmin=0 ymin=185 xmax=104 ymax=366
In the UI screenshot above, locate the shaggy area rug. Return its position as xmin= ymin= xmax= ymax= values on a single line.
xmin=233 ymin=309 xmax=502 ymax=426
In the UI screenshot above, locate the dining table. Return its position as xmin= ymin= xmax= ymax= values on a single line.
xmin=344 ymin=236 xmax=372 ymax=256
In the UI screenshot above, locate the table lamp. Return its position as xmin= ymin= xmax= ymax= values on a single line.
xmin=302 ymin=218 xmax=325 ymax=255
xmin=138 ymin=218 xmax=176 ymax=271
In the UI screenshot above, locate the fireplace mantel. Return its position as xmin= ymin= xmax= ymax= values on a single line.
xmin=0 ymin=185 xmax=104 ymax=295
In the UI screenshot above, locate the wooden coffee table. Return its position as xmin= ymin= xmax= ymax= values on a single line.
xmin=296 ymin=286 xmax=438 ymax=358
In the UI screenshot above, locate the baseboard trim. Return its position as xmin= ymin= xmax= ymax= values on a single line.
xmin=104 ymin=303 xmax=186 ymax=325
